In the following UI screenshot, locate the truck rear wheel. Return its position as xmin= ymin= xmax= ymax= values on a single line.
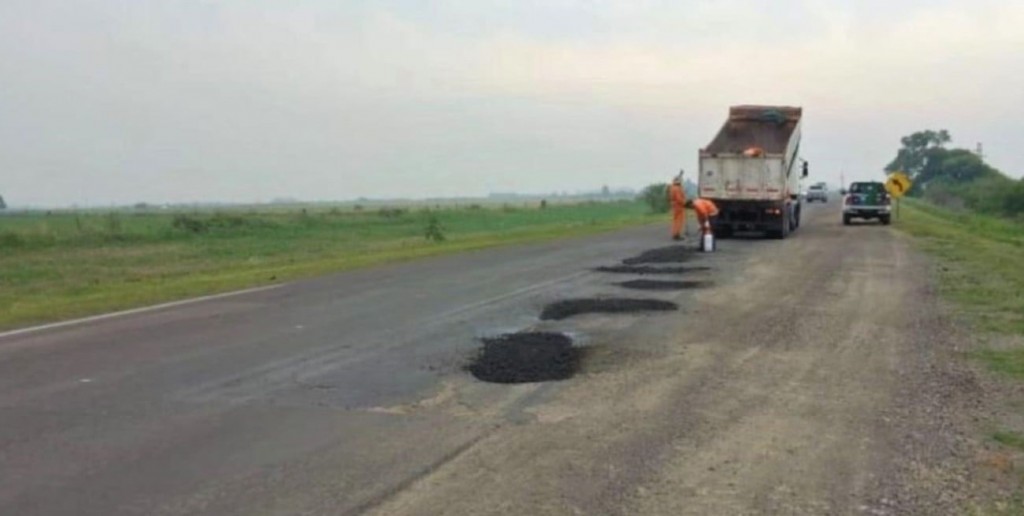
xmin=769 ymin=212 xmax=790 ymax=239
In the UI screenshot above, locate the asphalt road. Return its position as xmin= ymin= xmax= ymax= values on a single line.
xmin=0 ymin=202 xmax=975 ymax=515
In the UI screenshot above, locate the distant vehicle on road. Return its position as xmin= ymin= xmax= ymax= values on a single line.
xmin=806 ymin=184 xmax=828 ymax=203
xmin=843 ymin=181 xmax=891 ymax=225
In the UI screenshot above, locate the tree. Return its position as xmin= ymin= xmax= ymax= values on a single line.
xmin=0 ymin=195 xmax=6 ymax=210
xmin=887 ymin=130 xmax=1024 ymax=218
xmin=885 ymin=130 xmax=951 ymax=195
xmin=638 ymin=183 xmax=670 ymax=213
xmin=601 ymin=185 xmax=610 ymax=197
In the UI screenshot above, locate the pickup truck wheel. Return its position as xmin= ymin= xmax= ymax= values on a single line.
xmin=880 ymin=216 xmax=891 ymax=225
xmin=843 ymin=214 xmax=852 ymax=226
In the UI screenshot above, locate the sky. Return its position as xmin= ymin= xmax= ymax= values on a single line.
xmin=2 ymin=0 xmax=1022 ymax=207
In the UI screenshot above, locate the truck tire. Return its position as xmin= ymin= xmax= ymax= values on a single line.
xmin=769 ymin=212 xmax=790 ymax=239
xmin=880 ymin=215 xmax=891 ymax=225
xmin=843 ymin=214 xmax=851 ymax=226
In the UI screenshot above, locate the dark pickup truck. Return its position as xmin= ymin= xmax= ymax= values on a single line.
xmin=842 ymin=181 xmax=891 ymax=225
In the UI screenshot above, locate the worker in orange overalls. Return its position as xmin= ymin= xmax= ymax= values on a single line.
xmin=668 ymin=176 xmax=686 ymax=240
xmin=688 ymin=198 xmax=720 ymax=234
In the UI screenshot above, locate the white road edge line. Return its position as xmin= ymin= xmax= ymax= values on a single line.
xmin=0 ymin=284 xmax=283 ymax=340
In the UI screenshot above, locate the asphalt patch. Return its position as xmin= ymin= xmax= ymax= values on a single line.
xmin=467 ymin=332 xmax=582 ymax=384
xmin=617 ymin=279 xmax=712 ymax=291
xmin=595 ymin=265 xmax=711 ymax=275
xmin=622 ymin=245 xmax=693 ymax=265
xmin=540 ymin=298 xmax=678 ymax=321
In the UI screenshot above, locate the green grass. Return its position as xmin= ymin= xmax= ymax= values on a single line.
xmin=899 ymin=200 xmax=1024 ymax=335
xmin=900 ymin=199 xmax=1024 ymax=512
xmin=899 ymin=200 xmax=1024 ymax=378
xmin=993 ymin=431 xmax=1024 ymax=451
xmin=0 ymin=202 xmax=660 ymax=330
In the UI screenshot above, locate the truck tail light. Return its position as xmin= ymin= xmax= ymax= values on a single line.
xmin=845 ymin=196 xmax=854 ymax=205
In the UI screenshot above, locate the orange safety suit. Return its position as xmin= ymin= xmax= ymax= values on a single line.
xmin=668 ymin=182 xmax=686 ymax=239
xmin=692 ymin=198 xmax=720 ymax=230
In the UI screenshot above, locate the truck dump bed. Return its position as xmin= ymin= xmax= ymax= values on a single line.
xmin=699 ymin=105 xmax=803 ymax=202
xmin=703 ymin=106 xmax=801 ymax=155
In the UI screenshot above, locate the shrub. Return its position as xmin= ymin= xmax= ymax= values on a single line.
xmin=639 ymin=183 xmax=670 ymax=213
xmin=377 ymin=208 xmax=407 ymax=219
xmin=424 ymin=214 xmax=446 ymax=242
xmin=0 ymin=231 xmax=25 ymax=248
xmin=171 ymin=214 xmax=209 ymax=234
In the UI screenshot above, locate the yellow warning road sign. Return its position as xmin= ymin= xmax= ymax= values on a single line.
xmin=886 ymin=172 xmax=912 ymax=198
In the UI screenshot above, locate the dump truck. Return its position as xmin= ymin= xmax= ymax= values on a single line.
xmin=698 ymin=105 xmax=808 ymax=238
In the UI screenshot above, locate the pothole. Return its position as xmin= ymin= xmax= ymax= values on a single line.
xmin=622 ymin=245 xmax=693 ymax=265
xmin=617 ymin=279 xmax=713 ymax=291
xmin=540 ymin=298 xmax=678 ymax=321
xmin=595 ymin=265 xmax=712 ymax=275
xmin=467 ymin=332 xmax=583 ymax=384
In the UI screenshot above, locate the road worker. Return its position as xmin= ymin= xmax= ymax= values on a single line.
xmin=668 ymin=176 xmax=686 ymax=240
xmin=688 ymin=198 xmax=720 ymax=233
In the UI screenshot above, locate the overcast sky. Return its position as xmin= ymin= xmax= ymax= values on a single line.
xmin=2 ymin=0 xmax=1022 ymax=207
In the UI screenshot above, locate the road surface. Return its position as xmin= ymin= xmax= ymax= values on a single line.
xmin=0 ymin=203 xmax=976 ymax=515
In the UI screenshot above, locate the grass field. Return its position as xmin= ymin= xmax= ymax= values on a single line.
xmin=899 ymin=200 xmax=1024 ymax=336
xmin=899 ymin=199 xmax=1024 ymax=471
xmin=0 ymin=201 xmax=660 ymax=330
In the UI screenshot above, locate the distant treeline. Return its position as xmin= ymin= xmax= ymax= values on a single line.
xmin=886 ymin=130 xmax=1024 ymax=219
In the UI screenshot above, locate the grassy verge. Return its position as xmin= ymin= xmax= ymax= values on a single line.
xmin=900 ymin=200 xmax=1024 ymax=459
xmin=993 ymin=431 xmax=1024 ymax=452
xmin=899 ymin=200 xmax=1024 ymax=335
xmin=0 ymin=202 xmax=660 ymax=330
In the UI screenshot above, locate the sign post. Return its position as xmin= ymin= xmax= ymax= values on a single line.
xmin=885 ymin=171 xmax=912 ymax=221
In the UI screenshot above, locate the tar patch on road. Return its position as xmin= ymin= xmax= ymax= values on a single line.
xmin=540 ymin=298 xmax=678 ymax=321
xmin=616 ymin=279 xmax=712 ymax=291
xmin=467 ymin=332 xmax=583 ymax=384
xmin=622 ymin=245 xmax=693 ymax=265
xmin=595 ymin=265 xmax=712 ymax=275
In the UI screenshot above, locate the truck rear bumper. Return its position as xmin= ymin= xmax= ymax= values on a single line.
xmin=713 ymin=200 xmax=788 ymax=232
xmin=843 ymin=207 xmax=891 ymax=218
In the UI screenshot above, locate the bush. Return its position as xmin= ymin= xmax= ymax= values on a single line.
xmin=171 ymin=214 xmax=209 ymax=234
xmin=639 ymin=183 xmax=670 ymax=213
xmin=0 ymin=231 xmax=25 ymax=248
xmin=424 ymin=214 xmax=446 ymax=242
xmin=377 ymin=208 xmax=407 ymax=219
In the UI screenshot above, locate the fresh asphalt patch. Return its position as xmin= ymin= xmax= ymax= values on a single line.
xmin=616 ymin=279 xmax=713 ymax=291
xmin=467 ymin=332 xmax=584 ymax=384
xmin=622 ymin=245 xmax=694 ymax=265
xmin=539 ymin=298 xmax=679 ymax=321
xmin=595 ymin=265 xmax=712 ymax=275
